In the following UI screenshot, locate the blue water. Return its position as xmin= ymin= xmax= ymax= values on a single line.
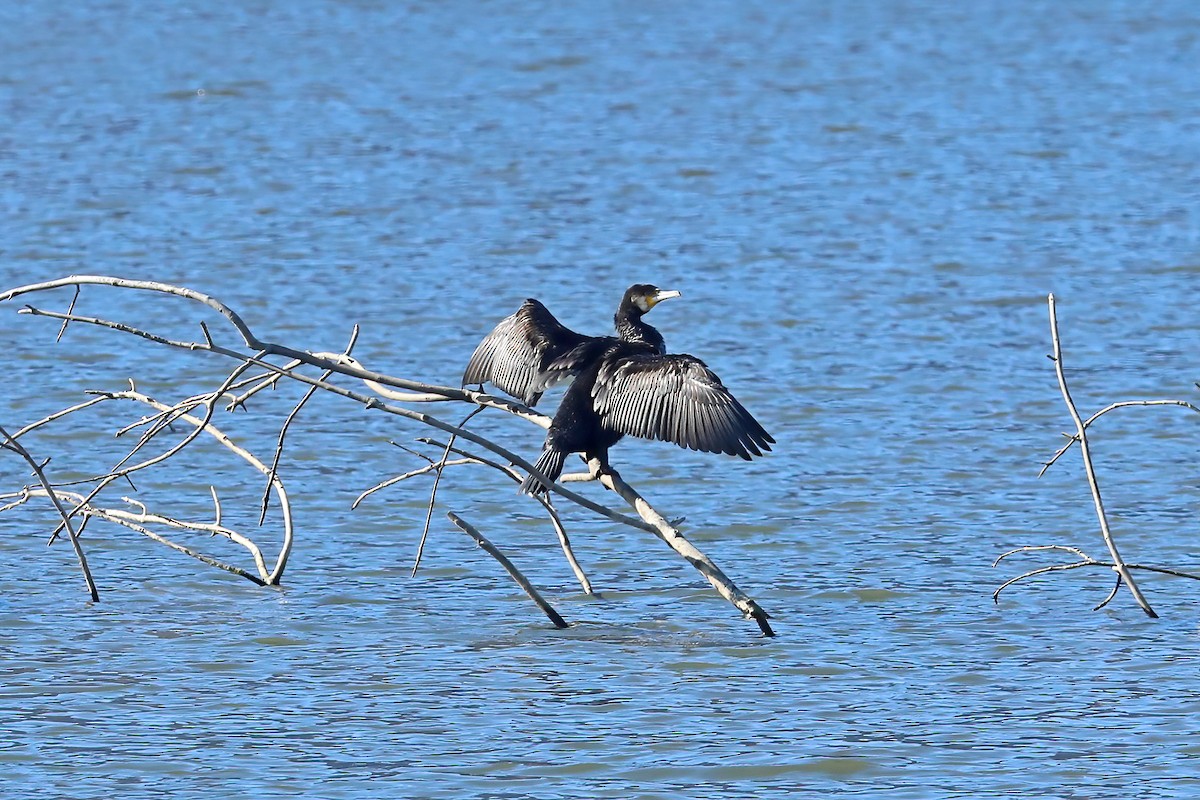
xmin=3 ymin=1 xmax=1200 ymax=798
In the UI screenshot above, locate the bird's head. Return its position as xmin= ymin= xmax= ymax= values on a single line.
xmin=624 ymin=284 xmax=682 ymax=314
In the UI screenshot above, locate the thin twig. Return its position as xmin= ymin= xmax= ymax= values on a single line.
xmin=259 ymin=328 xmax=360 ymax=525
xmin=109 ymin=395 xmax=209 ymax=474
xmin=1094 ymin=574 xmax=1122 ymax=611
xmin=411 ymin=438 xmax=652 ymax=533
xmin=0 ymin=423 xmax=99 ymax=601
xmin=263 ymin=378 xmax=325 ymax=523
xmin=7 ymin=395 xmax=113 ymax=442
xmin=412 ymin=407 xmax=484 ymax=577
xmin=992 ymin=544 xmax=1092 ymax=566
xmin=993 ymin=560 xmax=1096 ymax=603
xmin=23 ymin=304 xmax=202 ymax=349
xmin=225 ymin=361 xmax=301 ymax=411
xmin=352 ymin=460 xmax=474 ymax=509
xmin=1039 ymin=399 xmax=1200 ymax=477
xmin=390 ymin=440 xmax=437 ymax=465
xmin=992 ymin=550 xmax=1200 ymax=606
xmin=56 ymin=285 xmax=80 ymax=342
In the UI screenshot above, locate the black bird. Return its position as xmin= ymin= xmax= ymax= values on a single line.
xmin=462 ymin=284 xmax=773 ymax=494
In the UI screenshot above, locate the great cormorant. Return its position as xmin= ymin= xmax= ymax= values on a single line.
xmin=463 ymin=284 xmax=773 ymax=494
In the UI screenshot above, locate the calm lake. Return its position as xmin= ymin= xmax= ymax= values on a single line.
xmin=3 ymin=1 xmax=1200 ymax=798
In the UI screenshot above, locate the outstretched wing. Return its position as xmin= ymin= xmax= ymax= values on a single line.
xmin=591 ymin=353 xmax=774 ymax=459
xmin=462 ymin=299 xmax=592 ymax=405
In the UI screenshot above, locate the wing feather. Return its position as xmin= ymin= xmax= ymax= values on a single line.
xmin=592 ymin=353 xmax=774 ymax=458
xmin=462 ymin=299 xmax=592 ymax=405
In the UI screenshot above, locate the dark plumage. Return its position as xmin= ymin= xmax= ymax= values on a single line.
xmin=462 ymin=284 xmax=773 ymax=494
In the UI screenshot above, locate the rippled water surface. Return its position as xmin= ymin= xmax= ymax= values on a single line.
xmin=3 ymin=1 xmax=1200 ymax=798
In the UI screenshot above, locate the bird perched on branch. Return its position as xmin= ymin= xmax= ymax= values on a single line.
xmin=463 ymin=284 xmax=773 ymax=494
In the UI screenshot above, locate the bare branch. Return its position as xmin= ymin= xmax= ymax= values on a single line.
xmin=536 ymin=495 xmax=594 ymax=596
xmin=8 ymin=286 xmax=564 ymax=499
xmin=225 ymin=362 xmax=300 ymax=411
xmin=1046 ymin=293 xmax=1157 ymax=617
xmin=44 ymin=361 xmax=260 ymax=544
xmin=23 ymin=488 xmax=268 ymax=586
xmin=259 ymin=332 xmax=361 ymax=526
xmin=56 ymin=285 xmax=80 ymax=343
xmin=1094 ymin=574 xmax=1122 ymax=611
xmin=352 ymin=460 xmax=473 ymax=509
xmin=112 ymin=391 xmax=294 ymax=584
xmin=0 ymin=487 xmax=33 ymax=513
xmin=0 ymin=423 xmax=99 ymax=601
xmin=993 ymin=544 xmax=1092 ymax=567
xmin=413 ymin=435 xmax=649 ymax=526
xmin=560 ymin=471 xmax=601 ymax=483
xmin=992 ymin=547 xmax=1200 ymax=607
xmin=447 ymin=511 xmax=569 ymax=629
xmin=11 ymin=388 xmax=294 ymax=584
xmin=588 ymin=458 xmax=774 ymax=635
xmin=412 ymin=407 xmax=484 ymax=578
xmin=1 ymin=276 xmax=470 ymax=400
xmin=210 ymin=486 xmax=222 ymax=528
xmin=1039 ymin=399 xmax=1200 ymax=477
xmin=390 ymin=440 xmax=437 ymax=465
xmin=22 ymin=304 xmax=205 ymax=350
xmin=7 ymin=395 xmax=114 ymax=442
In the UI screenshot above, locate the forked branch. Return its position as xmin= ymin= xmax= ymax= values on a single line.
xmin=998 ymin=294 xmax=1200 ymax=615
xmin=993 ymin=544 xmax=1200 ymax=609
xmin=1045 ymin=294 xmax=1155 ymax=616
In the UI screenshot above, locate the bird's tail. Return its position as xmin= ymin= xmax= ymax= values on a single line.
xmin=520 ymin=447 xmax=567 ymax=495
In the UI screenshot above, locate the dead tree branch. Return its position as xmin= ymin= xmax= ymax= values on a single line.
xmin=0 ymin=423 xmax=99 ymax=601
xmin=1039 ymin=399 xmax=1200 ymax=477
xmin=412 ymin=408 xmax=484 ymax=578
xmin=115 ymin=390 xmax=294 ymax=583
xmin=993 ymin=544 xmax=1200 ymax=608
xmin=2 ymin=488 xmax=269 ymax=585
xmin=448 ymin=511 xmax=569 ymax=629
xmin=997 ymin=294 xmax=1200 ymax=615
xmin=1045 ymin=293 xmax=1154 ymax=616
xmin=0 ymin=274 xmax=773 ymax=634
xmin=587 ymin=457 xmax=774 ymax=635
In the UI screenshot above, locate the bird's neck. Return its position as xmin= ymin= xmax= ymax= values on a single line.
xmin=614 ymin=308 xmax=666 ymax=354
